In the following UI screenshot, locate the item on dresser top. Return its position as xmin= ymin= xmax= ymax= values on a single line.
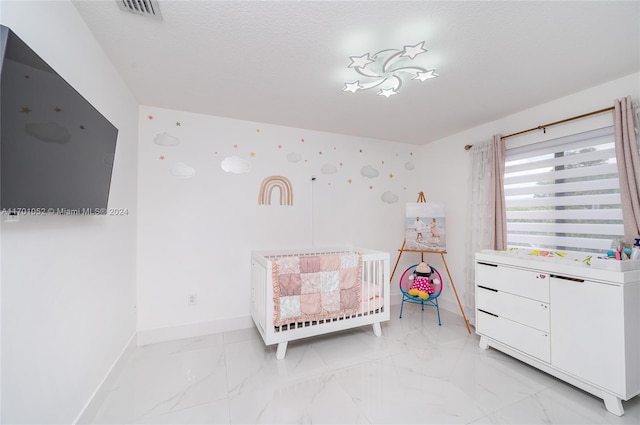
xmin=631 ymin=239 xmax=640 ymax=260
xmin=611 ymin=238 xmax=629 ymax=260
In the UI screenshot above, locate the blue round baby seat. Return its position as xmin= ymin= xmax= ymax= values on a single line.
xmin=398 ymin=263 xmax=443 ymax=325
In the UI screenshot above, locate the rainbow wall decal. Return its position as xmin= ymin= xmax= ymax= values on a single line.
xmin=258 ymin=175 xmax=293 ymax=206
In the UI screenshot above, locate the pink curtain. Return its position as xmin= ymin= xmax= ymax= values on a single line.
xmin=613 ymin=96 xmax=640 ymax=242
xmin=491 ymin=134 xmax=507 ymax=249
xmin=464 ymin=135 xmax=507 ymax=322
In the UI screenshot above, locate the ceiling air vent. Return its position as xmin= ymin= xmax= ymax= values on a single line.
xmin=117 ymin=0 xmax=162 ymax=20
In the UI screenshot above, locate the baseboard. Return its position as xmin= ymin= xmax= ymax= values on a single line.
xmin=74 ymin=332 xmax=137 ymax=424
xmin=137 ymin=315 xmax=254 ymax=346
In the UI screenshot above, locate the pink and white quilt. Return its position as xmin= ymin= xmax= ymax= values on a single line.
xmin=272 ymin=253 xmax=362 ymax=326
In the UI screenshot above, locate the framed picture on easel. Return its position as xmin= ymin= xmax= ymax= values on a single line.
xmin=405 ymin=202 xmax=446 ymax=251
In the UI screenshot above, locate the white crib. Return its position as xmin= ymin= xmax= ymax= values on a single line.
xmin=251 ymin=248 xmax=390 ymax=359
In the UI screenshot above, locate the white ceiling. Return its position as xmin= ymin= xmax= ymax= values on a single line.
xmin=73 ymin=0 xmax=640 ymax=145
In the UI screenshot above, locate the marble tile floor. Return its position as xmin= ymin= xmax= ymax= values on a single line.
xmin=91 ymin=304 xmax=640 ymax=424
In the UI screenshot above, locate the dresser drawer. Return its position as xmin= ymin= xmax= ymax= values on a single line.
xmin=477 ymin=310 xmax=550 ymax=363
xmin=476 ymin=262 xmax=549 ymax=302
xmin=477 ymin=286 xmax=549 ymax=332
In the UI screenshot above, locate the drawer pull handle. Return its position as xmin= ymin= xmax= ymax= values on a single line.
xmin=478 ymin=262 xmax=498 ymax=267
xmin=478 ymin=285 xmax=498 ymax=292
xmin=478 ymin=309 xmax=498 ymax=318
xmin=551 ymin=274 xmax=585 ymax=283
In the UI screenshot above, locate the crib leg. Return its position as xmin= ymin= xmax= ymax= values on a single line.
xmin=276 ymin=342 xmax=288 ymax=360
xmin=372 ymin=322 xmax=382 ymax=337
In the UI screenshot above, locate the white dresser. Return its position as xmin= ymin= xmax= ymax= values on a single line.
xmin=475 ymin=251 xmax=640 ymax=416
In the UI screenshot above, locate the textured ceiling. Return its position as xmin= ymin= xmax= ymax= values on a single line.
xmin=73 ymin=0 xmax=640 ymax=145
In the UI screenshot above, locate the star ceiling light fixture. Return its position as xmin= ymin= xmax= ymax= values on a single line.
xmin=343 ymin=41 xmax=438 ymax=98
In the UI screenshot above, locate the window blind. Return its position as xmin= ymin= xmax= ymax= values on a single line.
xmin=504 ymin=126 xmax=623 ymax=254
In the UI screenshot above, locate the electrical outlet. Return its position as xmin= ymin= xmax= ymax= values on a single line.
xmin=188 ymin=294 xmax=197 ymax=306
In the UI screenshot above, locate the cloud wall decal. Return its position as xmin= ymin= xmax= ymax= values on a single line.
xmin=154 ymin=132 xmax=180 ymax=146
xmin=381 ymin=191 xmax=399 ymax=204
xmin=169 ymin=162 xmax=195 ymax=178
xmin=360 ymin=165 xmax=379 ymax=178
xmin=221 ymin=156 xmax=251 ymax=174
xmin=25 ymin=122 xmax=71 ymax=144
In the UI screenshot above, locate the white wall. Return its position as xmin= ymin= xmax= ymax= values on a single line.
xmin=0 ymin=1 xmax=138 ymax=424
xmin=136 ymin=74 xmax=640 ymax=345
xmin=136 ymin=106 xmax=423 ymax=343
xmin=420 ymin=72 xmax=640 ymax=318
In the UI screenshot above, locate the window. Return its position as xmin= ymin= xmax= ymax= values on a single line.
xmin=504 ymin=126 xmax=623 ymax=254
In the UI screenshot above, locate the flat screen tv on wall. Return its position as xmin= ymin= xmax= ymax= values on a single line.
xmin=0 ymin=25 xmax=118 ymax=215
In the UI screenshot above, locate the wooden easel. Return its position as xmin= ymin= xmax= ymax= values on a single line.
xmin=391 ymin=192 xmax=472 ymax=334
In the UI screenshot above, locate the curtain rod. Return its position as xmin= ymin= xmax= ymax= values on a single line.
xmin=463 ymin=106 xmax=615 ymax=150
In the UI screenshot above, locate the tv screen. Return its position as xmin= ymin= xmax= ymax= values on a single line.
xmin=0 ymin=25 xmax=118 ymax=215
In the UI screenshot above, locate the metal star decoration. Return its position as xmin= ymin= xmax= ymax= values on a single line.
xmin=378 ymin=88 xmax=398 ymax=98
xmin=343 ymin=81 xmax=363 ymax=93
xmin=401 ymin=41 xmax=427 ymax=59
xmin=413 ymin=69 xmax=439 ymax=81
xmin=343 ymin=41 xmax=438 ymax=97
xmin=348 ymin=54 xmax=373 ymax=69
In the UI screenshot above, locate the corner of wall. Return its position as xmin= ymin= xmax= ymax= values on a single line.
xmin=73 ymin=332 xmax=137 ymax=425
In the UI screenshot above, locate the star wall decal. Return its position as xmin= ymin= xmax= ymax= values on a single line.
xmin=20 ymin=107 xmax=31 ymax=114
xmin=343 ymin=41 xmax=438 ymax=97
xmin=54 ymin=107 xmax=62 ymax=112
